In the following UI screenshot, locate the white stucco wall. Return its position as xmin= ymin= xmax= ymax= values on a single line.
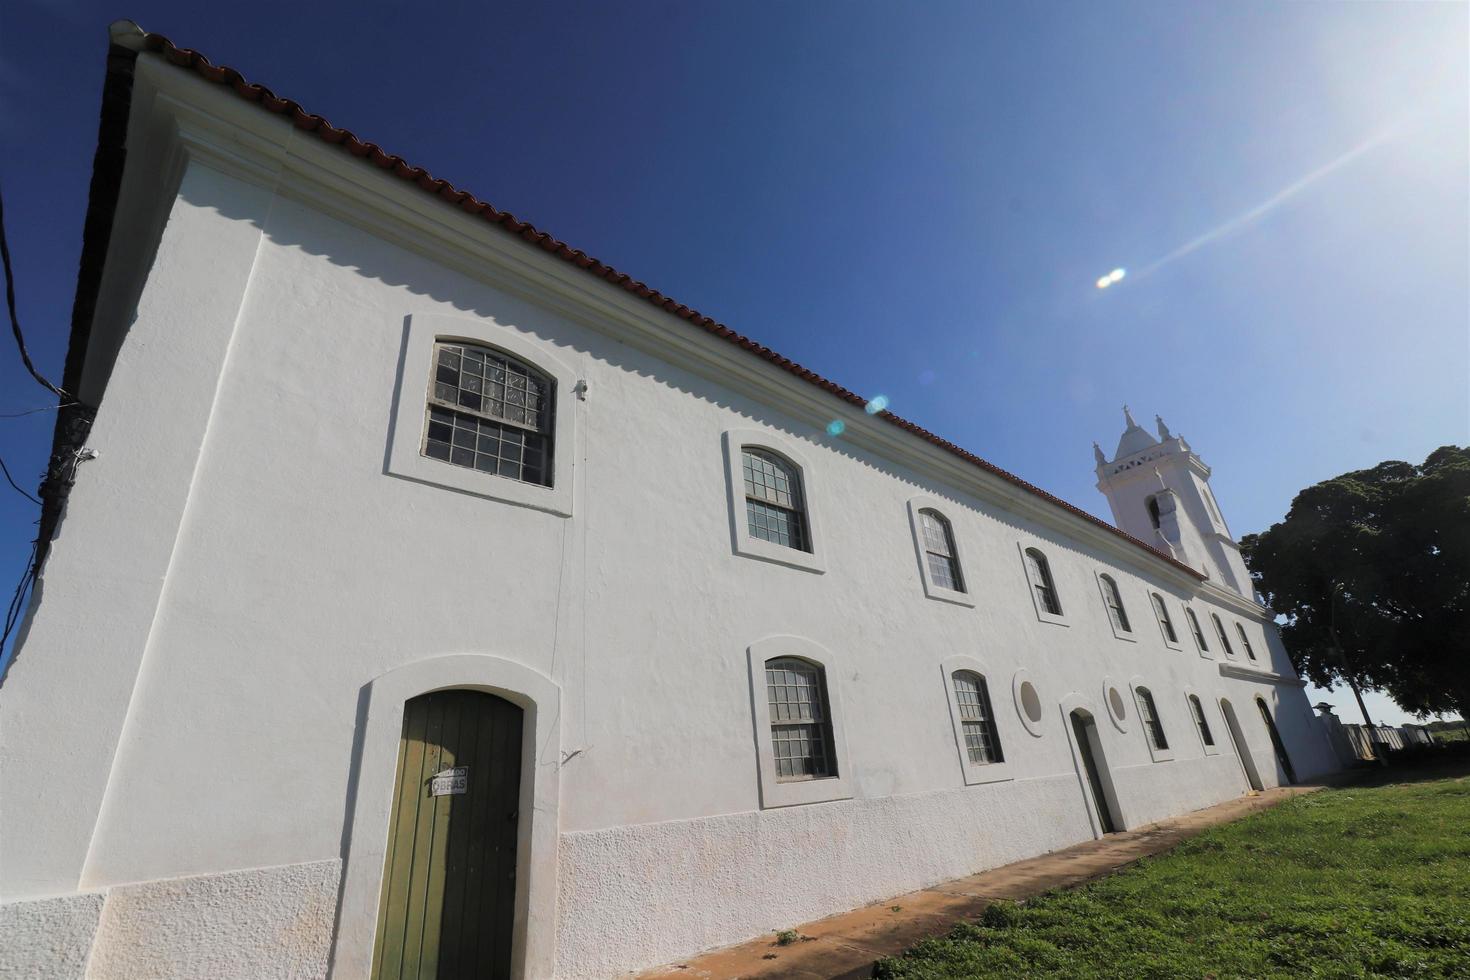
xmin=0 ymin=892 xmax=104 ymax=979
xmin=0 ymin=53 xmax=1337 ymax=978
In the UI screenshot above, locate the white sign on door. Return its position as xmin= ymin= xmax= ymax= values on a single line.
xmin=430 ymin=766 xmax=468 ymax=797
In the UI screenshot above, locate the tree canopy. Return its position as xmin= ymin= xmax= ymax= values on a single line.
xmin=1240 ymin=446 xmax=1470 ymax=720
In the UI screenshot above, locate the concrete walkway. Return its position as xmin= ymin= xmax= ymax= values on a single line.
xmin=638 ymin=782 xmax=1333 ymax=980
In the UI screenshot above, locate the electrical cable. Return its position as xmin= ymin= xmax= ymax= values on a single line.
xmin=0 ymin=453 xmax=40 ymax=506
xmin=0 ymin=404 xmax=63 ymax=418
xmin=1 ymin=541 xmax=39 ymax=657
xmin=0 ymin=182 xmax=69 ymax=400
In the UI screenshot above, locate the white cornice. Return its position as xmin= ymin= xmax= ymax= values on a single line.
xmin=126 ymin=54 xmax=1214 ymax=597
xmin=1218 ymin=662 xmax=1306 ymax=688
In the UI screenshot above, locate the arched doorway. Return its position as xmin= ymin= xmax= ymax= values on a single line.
xmin=1068 ymin=708 xmax=1119 ymax=834
xmin=1219 ymin=698 xmax=1263 ymax=791
xmin=371 ymin=689 xmax=524 ymax=980
xmin=1256 ymin=697 xmax=1297 ymax=785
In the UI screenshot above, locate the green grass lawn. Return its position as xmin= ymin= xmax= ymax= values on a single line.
xmin=876 ymin=760 xmax=1470 ymax=979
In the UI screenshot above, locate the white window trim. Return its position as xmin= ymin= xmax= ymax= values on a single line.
xmin=1185 ymin=605 xmax=1213 ymax=660
xmin=722 ymin=429 xmax=826 ymax=574
xmin=387 ymin=312 xmax=577 ymax=516
xmin=1129 ymin=676 xmax=1175 ymax=763
xmin=1183 ymin=687 xmax=1221 ymax=756
xmin=1095 ymin=571 xmax=1137 ymax=643
xmin=907 ymin=497 xmax=975 ymax=607
xmin=940 ymin=656 xmax=1014 ymax=785
xmin=1017 ymin=542 xmax=1068 ymax=627
xmin=1011 ymin=668 xmax=1047 ymax=738
xmin=747 ymin=635 xmax=852 ymax=807
xmin=1150 ymin=592 xmax=1184 ymax=651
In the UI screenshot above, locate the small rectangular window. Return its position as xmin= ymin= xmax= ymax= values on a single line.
xmin=1136 ymin=688 xmax=1168 ymax=751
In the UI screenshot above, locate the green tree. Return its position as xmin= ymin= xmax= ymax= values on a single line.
xmin=1240 ymin=446 xmax=1470 ymax=720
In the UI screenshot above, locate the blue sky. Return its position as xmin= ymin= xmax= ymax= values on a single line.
xmin=1 ymin=1 xmax=1465 ymax=723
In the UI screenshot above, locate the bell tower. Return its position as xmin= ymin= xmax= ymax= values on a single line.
xmin=1093 ymin=407 xmax=1252 ymax=596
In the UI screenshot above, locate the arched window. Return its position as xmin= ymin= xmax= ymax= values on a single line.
xmin=765 ymin=658 xmax=835 ymax=781
xmin=1135 ymin=687 xmax=1168 ymax=751
xmin=918 ymin=509 xmax=964 ymax=592
xmin=1235 ymin=623 xmax=1257 ymax=661
xmin=1151 ymin=593 xmax=1178 ymax=644
xmin=1146 ymin=495 xmax=1162 ymax=529
xmin=1186 ymin=608 xmax=1209 ymax=651
xmin=1212 ymin=613 xmax=1235 ymax=657
xmin=1100 ymin=574 xmax=1131 ymax=633
xmin=1189 ymin=695 xmax=1214 ymax=746
xmin=1025 ymin=548 xmax=1062 ymax=615
xmin=951 ymin=671 xmax=1002 ymax=764
xmin=742 ymin=449 xmax=809 ymax=552
xmin=424 ymin=341 xmax=553 ymax=486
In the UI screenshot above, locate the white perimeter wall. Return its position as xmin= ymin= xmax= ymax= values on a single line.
xmin=0 ymin=75 xmax=1339 ymax=977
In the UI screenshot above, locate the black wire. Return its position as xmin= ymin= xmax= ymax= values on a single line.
xmin=0 ymin=404 xmax=63 ymax=418
xmin=0 ymin=453 xmax=39 ymax=506
xmin=0 ymin=455 xmax=40 ymax=511
xmin=0 ymin=181 xmax=68 ymax=400
xmin=1 ymin=541 xmax=39 ymax=657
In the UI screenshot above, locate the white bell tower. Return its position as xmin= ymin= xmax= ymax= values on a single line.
xmin=1093 ymin=407 xmax=1252 ymax=596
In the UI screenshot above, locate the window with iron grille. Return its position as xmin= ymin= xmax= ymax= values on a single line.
xmin=1189 ymin=695 xmax=1214 ymax=746
xmin=1025 ymin=548 xmax=1062 ymax=615
xmin=919 ymin=509 xmax=964 ymax=592
xmin=423 ymin=342 xmax=553 ymax=486
xmin=1151 ymin=593 xmax=1178 ymax=643
xmin=1236 ymin=623 xmax=1257 ymax=661
xmin=742 ymin=449 xmax=809 ymax=552
xmin=952 ymin=671 xmax=1003 ymax=764
xmin=1186 ymin=608 xmax=1209 ymax=651
xmin=1101 ymin=574 xmax=1131 ymax=632
xmin=765 ymin=658 xmax=835 ymax=781
xmin=1213 ymin=614 xmax=1235 ymax=656
xmin=1136 ymin=687 xmax=1168 ymax=751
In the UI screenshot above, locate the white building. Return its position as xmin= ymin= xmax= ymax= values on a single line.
xmin=0 ymin=22 xmax=1337 ymax=980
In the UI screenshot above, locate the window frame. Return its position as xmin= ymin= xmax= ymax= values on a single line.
xmin=1184 ymin=689 xmax=1220 ymax=756
xmin=1129 ymin=678 xmax=1175 ymax=763
xmin=1018 ymin=543 xmax=1067 ymax=626
xmin=1212 ymin=612 xmax=1237 ymax=659
xmin=940 ymin=656 xmax=1014 ymax=785
xmin=422 ymin=341 xmax=555 ymax=487
xmin=908 ymin=497 xmax=974 ymax=607
xmin=1235 ymin=622 xmax=1258 ymax=663
xmin=388 ymin=313 xmax=577 ymax=516
xmin=722 ymin=430 xmax=826 ymax=574
xmin=1184 ymin=606 xmax=1212 ymax=659
xmin=1096 ymin=571 xmax=1137 ymax=642
xmin=1150 ymin=592 xmax=1182 ymax=650
xmin=747 ymin=636 xmax=852 ymax=807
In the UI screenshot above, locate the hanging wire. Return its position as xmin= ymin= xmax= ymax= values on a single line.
xmin=0 ymin=454 xmax=40 ymax=506
xmin=0 ymin=181 xmax=69 ymax=400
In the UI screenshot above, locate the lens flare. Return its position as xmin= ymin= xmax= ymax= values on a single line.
xmin=825 ymin=419 xmax=846 ymax=437
xmin=1095 ymin=268 xmax=1127 ymax=289
xmin=865 ymin=394 xmax=890 ymax=415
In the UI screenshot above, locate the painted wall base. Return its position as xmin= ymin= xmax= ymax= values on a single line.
xmin=0 ymin=860 xmax=339 ymax=980
xmin=0 ymin=892 xmax=104 ymax=979
xmin=555 ymin=764 xmax=1247 ymax=977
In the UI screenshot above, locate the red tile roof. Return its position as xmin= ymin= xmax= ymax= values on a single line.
xmin=123 ymin=26 xmax=1205 ymax=581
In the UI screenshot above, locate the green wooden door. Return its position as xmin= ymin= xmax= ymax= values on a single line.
xmin=371 ymin=690 xmax=523 ymax=980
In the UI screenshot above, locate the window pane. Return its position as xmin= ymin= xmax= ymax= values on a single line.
xmin=428 ymin=341 xmax=550 ymax=433
xmin=1026 ymin=550 xmax=1061 ymax=615
xmin=742 ymin=450 xmax=808 ymax=552
xmin=421 ymin=395 xmax=553 ymax=487
xmin=952 ymin=671 xmax=1003 ymax=764
xmin=766 ymin=659 xmax=834 ymax=780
